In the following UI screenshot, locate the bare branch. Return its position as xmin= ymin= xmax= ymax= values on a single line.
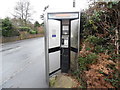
xmin=13 ymin=0 xmax=33 ymax=26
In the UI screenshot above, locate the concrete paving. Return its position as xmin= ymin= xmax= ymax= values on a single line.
xmin=50 ymin=73 xmax=80 ymax=88
xmin=1 ymin=37 xmax=48 ymax=88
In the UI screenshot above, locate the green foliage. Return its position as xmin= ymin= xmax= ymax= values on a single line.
xmin=79 ymin=46 xmax=82 ymax=51
xmin=49 ymin=76 xmax=56 ymax=87
xmin=106 ymin=64 xmax=116 ymax=70
xmin=2 ymin=18 xmax=20 ymax=37
xmin=2 ymin=18 xmax=12 ymax=30
xmin=0 ymin=19 xmax=2 ymax=36
xmin=78 ymin=57 xmax=87 ymax=71
xmin=72 ymin=69 xmax=87 ymax=88
xmin=72 ymin=70 xmax=79 ymax=76
xmin=108 ymin=2 xmax=118 ymax=8
xmin=104 ymin=71 xmax=120 ymax=88
xmin=89 ymin=20 xmax=94 ymax=24
xmin=84 ymin=35 xmax=114 ymax=54
xmin=110 ymin=54 xmax=120 ymax=61
xmin=29 ymin=30 xmax=37 ymax=34
xmin=49 ymin=78 xmax=56 ymax=87
xmin=86 ymin=53 xmax=98 ymax=64
xmin=78 ymin=1 xmax=120 ymax=88
xmin=85 ymin=47 xmax=91 ymax=51
xmin=92 ymin=10 xmax=102 ymax=22
xmin=40 ymin=22 xmax=44 ymax=26
xmin=78 ymin=53 xmax=98 ymax=71
xmin=34 ymin=21 xmax=40 ymax=27
xmin=94 ymin=45 xmax=106 ymax=54
xmin=85 ymin=35 xmax=98 ymax=44
xmin=81 ymin=1 xmax=120 ymax=54
xmin=98 ymin=70 xmax=110 ymax=77
xmin=98 ymin=70 xmax=105 ymax=74
xmin=19 ymin=27 xmax=31 ymax=32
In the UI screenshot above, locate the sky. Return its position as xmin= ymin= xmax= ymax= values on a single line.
xmin=0 ymin=0 xmax=89 ymax=24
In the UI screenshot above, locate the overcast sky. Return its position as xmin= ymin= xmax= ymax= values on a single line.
xmin=0 ymin=0 xmax=89 ymax=24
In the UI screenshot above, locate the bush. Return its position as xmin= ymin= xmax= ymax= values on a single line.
xmin=29 ymin=30 xmax=37 ymax=34
xmin=94 ymin=45 xmax=106 ymax=54
xmin=78 ymin=1 xmax=120 ymax=88
xmin=85 ymin=47 xmax=91 ymax=51
xmin=2 ymin=18 xmax=20 ymax=37
xmin=34 ymin=21 xmax=40 ymax=27
xmin=86 ymin=53 xmax=98 ymax=64
xmin=85 ymin=35 xmax=105 ymax=46
xmin=78 ymin=53 xmax=98 ymax=71
xmin=110 ymin=54 xmax=120 ymax=62
xmin=85 ymin=35 xmax=99 ymax=45
xmin=19 ymin=27 xmax=31 ymax=32
xmin=104 ymin=70 xmax=120 ymax=88
xmin=78 ymin=57 xmax=88 ymax=71
xmin=36 ymin=30 xmax=38 ymax=34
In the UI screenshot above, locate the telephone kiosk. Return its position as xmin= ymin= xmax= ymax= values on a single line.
xmin=44 ymin=9 xmax=80 ymax=84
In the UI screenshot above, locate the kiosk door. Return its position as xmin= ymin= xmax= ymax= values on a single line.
xmin=48 ymin=20 xmax=61 ymax=75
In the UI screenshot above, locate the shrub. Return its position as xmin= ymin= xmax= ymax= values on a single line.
xmin=104 ymin=71 xmax=120 ymax=88
xmin=86 ymin=53 xmax=98 ymax=64
xmin=85 ymin=35 xmax=106 ymax=46
xmin=110 ymin=54 xmax=120 ymax=62
xmin=34 ymin=21 xmax=40 ymax=27
xmin=85 ymin=35 xmax=99 ymax=45
xmin=19 ymin=27 xmax=31 ymax=32
xmin=36 ymin=30 xmax=38 ymax=34
xmin=2 ymin=18 xmax=20 ymax=37
xmin=78 ymin=53 xmax=98 ymax=71
xmin=78 ymin=57 xmax=87 ymax=71
xmin=86 ymin=47 xmax=91 ymax=51
xmin=79 ymin=1 xmax=120 ymax=88
xmin=11 ymin=30 xmax=20 ymax=36
xmin=29 ymin=30 xmax=37 ymax=34
xmin=94 ymin=45 xmax=106 ymax=54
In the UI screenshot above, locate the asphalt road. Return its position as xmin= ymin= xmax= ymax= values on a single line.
xmin=1 ymin=37 xmax=48 ymax=88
